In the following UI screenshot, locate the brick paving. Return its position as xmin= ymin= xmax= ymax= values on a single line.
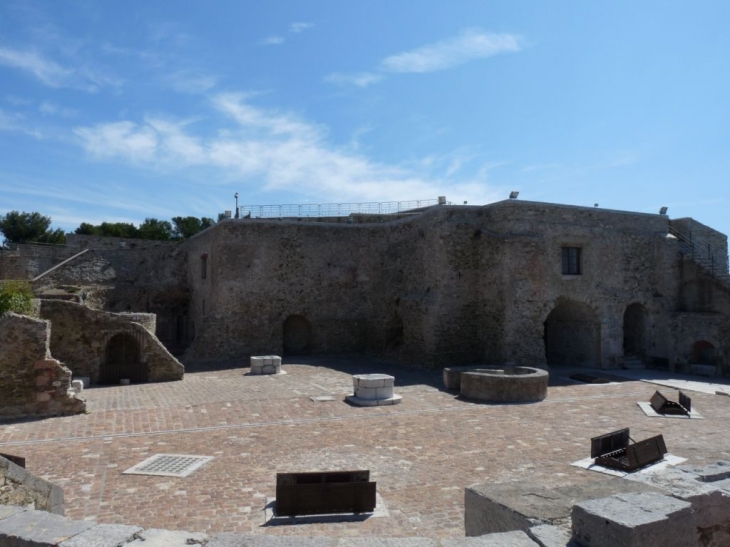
xmin=2 ymin=357 xmax=730 ymax=538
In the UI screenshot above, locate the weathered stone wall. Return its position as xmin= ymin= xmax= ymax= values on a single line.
xmin=38 ymin=300 xmax=183 ymax=384
xmin=672 ymin=217 xmax=729 ymax=274
xmin=0 ymin=456 xmax=64 ymax=515
xmin=32 ymin=244 xmax=190 ymax=354
xmin=0 ymin=313 xmax=85 ymax=418
xmin=0 ymin=244 xmax=79 ymax=281
xmin=65 ymin=233 xmax=180 ymax=250
xmin=181 ymin=201 xmax=698 ymax=370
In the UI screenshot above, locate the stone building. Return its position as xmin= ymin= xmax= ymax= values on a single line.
xmin=181 ymin=200 xmax=729 ymax=374
xmin=2 ymin=199 xmax=728 ymax=378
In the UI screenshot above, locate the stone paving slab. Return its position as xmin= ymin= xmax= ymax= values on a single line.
xmin=126 ymin=527 xmax=208 ymax=546
xmin=58 ymin=523 xmax=143 ymax=547
xmin=1 ymin=360 xmax=730 ymax=539
xmin=0 ymin=509 xmax=94 ymax=546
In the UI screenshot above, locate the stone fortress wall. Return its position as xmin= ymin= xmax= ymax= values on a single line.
xmin=2 ymin=199 xmax=729 ymax=376
xmin=181 ymin=200 xmax=730 ymax=373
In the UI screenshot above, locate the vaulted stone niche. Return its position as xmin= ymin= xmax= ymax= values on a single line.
xmin=544 ymin=299 xmax=601 ymax=367
xmin=100 ymin=332 xmax=147 ymax=384
xmin=283 ymin=314 xmax=312 ymax=356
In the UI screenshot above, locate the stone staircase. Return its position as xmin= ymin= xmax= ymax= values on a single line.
xmin=622 ymin=355 xmax=646 ymax=370
xmin=669 ymin=221 xmax=730 ymax=284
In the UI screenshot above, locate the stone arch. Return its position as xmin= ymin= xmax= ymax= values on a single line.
xmin=543 ymin=299 xmax=601 ymax=367
xmin=100 ymin=332 xmax=147 ymax=384
xmin=691 ymin=340 xmax=716 ymax=365
xmin=623 ymin=303 xmax=649 ymax=360
xmin=283 ymin=315 xmax=313 ymax=356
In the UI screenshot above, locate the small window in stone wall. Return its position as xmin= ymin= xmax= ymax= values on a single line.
xmin=201 ymin=253 xmax=208 ymax=280
xmin=562 ymin=247 xmax=581 ymax=275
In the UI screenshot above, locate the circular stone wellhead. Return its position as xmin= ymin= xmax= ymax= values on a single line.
xmin=450 ymin=366 xmax=548 ymax=403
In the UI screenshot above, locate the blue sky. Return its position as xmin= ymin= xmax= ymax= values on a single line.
xmin=0 ymin=1 xmax=728 ymax=236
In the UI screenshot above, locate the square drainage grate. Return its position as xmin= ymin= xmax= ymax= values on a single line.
xmin=123 ymin=454 xmax=213 ymax=478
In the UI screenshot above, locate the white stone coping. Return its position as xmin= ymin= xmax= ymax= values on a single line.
xmin=637 ymin=402 xmax=703 ymax=419
xmin=346 ymin=394 xmax=402 ymax=407
xmin=571 ymin=454 xmax=687 ymax=478
xmin=353 ymin=374 xmax=394 ymax=388
xmin=250 ymin=355 xmax=282 ymax=366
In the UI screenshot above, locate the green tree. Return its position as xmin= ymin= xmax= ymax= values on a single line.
xmin=74 ymin=222 xmax=100 ymax=235
xmin=97 ymin=222 xmax=139 ymax=238
xmin=138 ymin=218 xmax=173 ymax=240
xmin=201 ymin=217 xmax=215 ymax=229
xmin=171 ymin=216 xmax=202 ymax=239
xmin=0 ymin=280 xmax=34 ymax=315
xmin=0 ymin=211 xmax=58 ymax=244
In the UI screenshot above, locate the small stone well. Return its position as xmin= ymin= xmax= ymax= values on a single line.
xmin=346 ymin=374 xmax=402 ymax=406
xmin=446 ymin=366 xmax=548 ymax=403
xmin=249 ymin=355 xmax=284 ymax=375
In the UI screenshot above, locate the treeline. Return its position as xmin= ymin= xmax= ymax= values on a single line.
xmin=75 ymin=216 xmax=216 ymax=240
xmin=1 ymin=211 xmax=218 ymax=245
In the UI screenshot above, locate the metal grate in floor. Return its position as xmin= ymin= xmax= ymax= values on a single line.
xmin=123 ymin=454 xmax=213 ymax=477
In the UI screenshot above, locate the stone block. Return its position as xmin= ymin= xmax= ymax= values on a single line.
xmin=571 ymin=492 xmax=695 ymax=547
xmin=36 ymin=391 xmax=52 ymax=402
xmin=465 ymin=478 xmax=664 ymax=536
xmin=36 ymin=374 xmax=51 ymax=386
xmin=75 ymin=377 xmax=90 ymax=389
xmin=440 ymin=531 xmax=538 ymax=546
xmin=0 ymin=506 xmax=25 ymax=521
xmin=71 ymin=380 xmax=84 ymax=393
xmin=678 ymin=460 xmax=730 ymax=483
xmin=528 ymin=525 xmax=580 ymax=547
xmin=59 ymin=523 xmax=143 ymax=547
xmin=376 ymin=386 xmax=394 ymax=399
xmin=338 ymin=539 xmax=436 ymax=547
xmin=207 ymin=533 xmax=336 ymax=546
xmin=126 ymin=527 xmax=208 ymax=546
xmin=353 ymin=374 xmax=394 ymax=389
xmin=0 ymin=509 xmax=94 ymax=546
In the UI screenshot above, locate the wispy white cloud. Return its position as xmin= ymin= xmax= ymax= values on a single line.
xmin=289 ymin=22 xmax=313 ymax=33
xmin=165 ymin=71 xmax=218 ymax=94
xmin=381 ymin=29 xmax=521 ymax=73
xmin=39 ymin=101 xmax=77 ymax=117
xmin=73 ymin=94 xmax=502 ymax=205
xmin=260 ymin=35 xmax=285 ymax=46
xmin=324 ymin=72 xmax=383 ymax=87
xmin=0 ymin=45 xmax=117 ymax=91
xmin=326 ymin=29 xmax=522 ymax=86
xmin=0 ymin=108 xmax=43 ymax=138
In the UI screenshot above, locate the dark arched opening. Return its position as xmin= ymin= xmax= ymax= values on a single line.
xmin=544 ymin=300 xmax=601 ymax=367
xmin=100 ymin=333 xmax=147 ymax=384
xmin=283 ymin=315 xmax=313 ymax=356
xmin=623 ymin=303 xmax=649 ymax=361
xmin=385 ymin=313 xmax=404 ymax=355
xmin=691 ymin=340 xmax=716 ymax=365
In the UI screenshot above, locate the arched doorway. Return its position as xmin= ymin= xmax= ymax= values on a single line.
xmin=691 ymin=340 xmax=716 ymax=365
xmin=544 ymin=299 xmax=601 ymax=367
xmin=623 ymin=303 xmax=649 ymax=361
xmin=283 ymin=315 xmax=312 ymax=356
xmin=100 ymin=333 xmax=147 ymax=384
xmin=385 ymin=313 xmax=404 ymax=356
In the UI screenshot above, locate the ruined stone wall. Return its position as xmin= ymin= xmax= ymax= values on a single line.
xmin=32 ymin=244 xmax=190 ymax=354
xmin=0 ymin=313 xmax=85 ymax=418
xmin=39 ymin=300 xmax=183 ymax=384
xmin=0 ymin=455 xmax=64 ymax=514
xmin=66 ymin=234 xmax=180 ymax=251
xmin=0 ymin=244 xmax=79 ymax=280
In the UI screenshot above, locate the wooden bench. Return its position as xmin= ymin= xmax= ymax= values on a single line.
xmin=591 ymin=428 xmax=667 ymax=472
xmin=275 ymin=470 xmax=376 ymax=517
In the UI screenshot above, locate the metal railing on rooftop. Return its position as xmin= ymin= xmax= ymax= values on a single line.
xmin=237 ymin=199 xmax=442 ymax=219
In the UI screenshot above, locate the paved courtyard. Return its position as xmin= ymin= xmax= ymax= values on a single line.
xmin=1 ymin=357 xmax=730 ymax=539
